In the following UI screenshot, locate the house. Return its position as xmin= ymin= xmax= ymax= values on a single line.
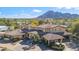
xmin=5 ymin=29 xmax=25 ymax=40
xmin=52 ymin=25 xmax=67 ymax=32
xmin=21 ymin=28 xmax=40 ymax=39
xmin=42 ymin=33 xmax=64 ymax=45
xmin=36 ymin=24 xmax=67 ymax=32
xmin=0 ymin=26 xmax=9 ymax=32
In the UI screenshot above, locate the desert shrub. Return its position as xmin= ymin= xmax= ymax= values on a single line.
xmin=11 ymin=37 xmax=20 ymax=42
xmin=1 ymin=47 xmax=11 ymax=51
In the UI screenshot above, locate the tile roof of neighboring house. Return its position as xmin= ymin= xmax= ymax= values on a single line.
xmin=5 ymin=29 xmax=25 ymax=36
xmin=36 ymin=24 xmax=67 ymax=29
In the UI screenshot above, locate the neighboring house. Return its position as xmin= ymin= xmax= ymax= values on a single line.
xmin=52 ymin=25 xmax=67 ymax=32
xmin=0 ymin=26 xmax=9 ymax=32
xmin=36 ymin=24 xmax=67 ymax=32
xmin=5 ymin=29 xmax=25 ymax=39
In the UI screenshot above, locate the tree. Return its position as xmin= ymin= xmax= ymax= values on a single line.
xmin=72 ymin=23 xmax=79 ymax=34
xmin=31 ymin=20 xmax=39 ymax=27
xmin=39 ymin=20 xmax=44 ymax=25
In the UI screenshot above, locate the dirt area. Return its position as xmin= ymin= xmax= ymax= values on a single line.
xmin=0 ymin=38 xmax=54 ymax=51
xmin=0 ymin=39 xmax=77 ymax=51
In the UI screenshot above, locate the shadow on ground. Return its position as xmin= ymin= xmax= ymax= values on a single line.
xmin=37 ymin=43 xmax=53 ymax=51
xmin=20 ymin=38 xmax=53 ymax=51
xmin=20 ymin=37 xmax=33 ymax=46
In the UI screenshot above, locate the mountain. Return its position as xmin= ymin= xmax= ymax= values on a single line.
xmin=37 ymin=11 xmax=79 ymax=19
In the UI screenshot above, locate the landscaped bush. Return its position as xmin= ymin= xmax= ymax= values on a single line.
xmin=33 ymin=38 xmax=39 ymax=44
xmin=49 ymin=44 xmax=65 ymax=51
xmin=32 ymin=34 xmax=41 ymax=44
xmin=1 ymin=47 xmax=8 ymax=51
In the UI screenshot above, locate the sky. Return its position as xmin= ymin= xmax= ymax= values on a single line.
xmin=0 ymin=7 xmax=79 ymax=18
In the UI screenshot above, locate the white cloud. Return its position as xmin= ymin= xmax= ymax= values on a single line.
xmin=33 ymin=9 xmax=42 ymax=13
xmin=0 ymin=13 xmax=37 ymax=18
xmin=57 ymin=7 xmax=73 ymax=10
xmin=17 ymin=13 xmax=37 ymax=18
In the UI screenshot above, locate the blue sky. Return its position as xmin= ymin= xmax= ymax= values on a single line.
xmin=0 ymin=7 xmax=79 ymax=18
